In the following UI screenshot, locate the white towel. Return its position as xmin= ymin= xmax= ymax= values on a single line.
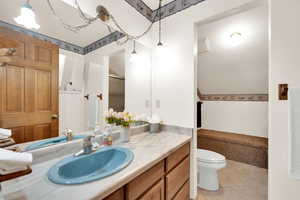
xmin=87 ymin=95 xmax=99 ymax=130
xmin=289 ymin=88 xmax=300 ymax=179
xmin=0 ymin=166 xmax=28 ymax=175
xmin=0 ymin=128 xmax=12 ymax=139
xmin=0 ymin=148 xmax=33 ymax=175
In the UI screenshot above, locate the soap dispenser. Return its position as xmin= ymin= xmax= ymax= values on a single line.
xmin=94 ymin=123 xmax=102 ymax=135
xmin=103 ymin=125 xmax=113 ymax=146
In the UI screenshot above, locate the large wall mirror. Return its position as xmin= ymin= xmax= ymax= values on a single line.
xmin=0 ymin=24 xmax=152 ymax=151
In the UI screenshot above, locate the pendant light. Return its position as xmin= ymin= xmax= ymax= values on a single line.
xmin=157 ymin=0 xmax=164 ymax=53
xmin=130 ymin=40 xmax=138 ymax=63
xmin=14 ymin=0 xmax=40 ymax=30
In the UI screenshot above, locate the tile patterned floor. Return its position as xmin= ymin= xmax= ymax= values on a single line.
xmin=197 ymin=160 xmax=268 ymax=200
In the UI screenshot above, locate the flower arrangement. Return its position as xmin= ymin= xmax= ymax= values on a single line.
xmin=105 ymin=108 xmax=135 ymax=128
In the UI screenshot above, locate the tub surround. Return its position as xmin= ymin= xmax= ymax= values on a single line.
xmin=197 ymin=129 xmax=268 ymax=168
xmin=1 ymin=131 xmax=191 ymax=200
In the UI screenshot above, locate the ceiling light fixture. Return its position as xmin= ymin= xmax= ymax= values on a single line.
xmin=45 ymin=0 xmax=164 ymax=46
xmin=14 ymin=0 xmax=40 ymax=30
xmin=229 ymin=32 xmax=243 ymax=46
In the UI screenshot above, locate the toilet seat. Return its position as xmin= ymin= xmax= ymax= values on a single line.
xmin=197 ymin=149 xmax=225 ymax=164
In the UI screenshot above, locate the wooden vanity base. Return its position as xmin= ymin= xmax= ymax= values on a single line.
xmin=103 ymin=142 xmax=190 ymax=200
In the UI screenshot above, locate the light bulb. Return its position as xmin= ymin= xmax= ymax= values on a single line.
xmin=130 ymin=51 xmax=139 ymax=63
xmin=14 ymin=3 xmax=40 ymax=30
xmin=229 ymin=32 xmax=243 ymax=46
xmin=156 ymin=42 xmax=164 ymax=55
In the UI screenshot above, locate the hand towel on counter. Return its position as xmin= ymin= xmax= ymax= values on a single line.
xmin=288 ymin=88 xmax=300 ymax=179
xmin=0 ymin=128 xmax=12 ymax=139
xmin=0 ymin=148 xmax=33 ymax=175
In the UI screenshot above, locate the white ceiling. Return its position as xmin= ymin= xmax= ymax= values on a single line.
xmin=0 ymin=0 xmax=151 ymax=47
xmin=142 ymin=0 xmax=174 ymax=10
xmin=0 ymin=0 xmax=111 ymax=46
xmin=197 ymin=5 xmax=269 ymax=94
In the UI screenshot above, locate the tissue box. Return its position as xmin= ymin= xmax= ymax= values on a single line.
xmin=150 ymin=123 xmax=160 ymax=133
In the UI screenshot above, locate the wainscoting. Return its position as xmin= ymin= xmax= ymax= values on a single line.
xmin=197 ymin=129 xmax=268 ymax=168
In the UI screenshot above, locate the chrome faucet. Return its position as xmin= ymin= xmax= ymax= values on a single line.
xmin=74 ymin=135 xmax=99 ymax=157
xmin=63 ymin=128 xmax=73 ymax=141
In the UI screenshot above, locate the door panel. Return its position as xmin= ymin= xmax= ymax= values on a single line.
xmin=0 ymin=66 xmax=3 ymax=113
xmin=11 ymin=127 xmax=25 ymax=144
xmin=24 ymin=69 xmax=36 ymax=113
xmin=37 ymin=70 xmax=51 ymax=111
xmin=0 ymin=27 xmax=59 ymax=144
xmin=35 ymin=46 xmax=52 ymax=64
xmin=5 ymin=66 xmax=24 ymax=112
xmin=34 ymin=124 xmax=52 ymax=140
xmin=0 ymin=35 xmax=25 ymax=62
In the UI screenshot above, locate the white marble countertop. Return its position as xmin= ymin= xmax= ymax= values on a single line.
xmin=0 ymin=131 xmax=191 ymax=200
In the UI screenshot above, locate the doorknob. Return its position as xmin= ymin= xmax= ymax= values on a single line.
xmin=51 ymin=114 xmax=59 ymax=119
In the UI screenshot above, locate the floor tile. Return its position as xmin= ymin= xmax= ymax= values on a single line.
xmin=197 ymin=160 xmax=268 ymax=200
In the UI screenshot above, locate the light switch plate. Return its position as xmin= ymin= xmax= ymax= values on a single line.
xmin=156 ymin=100 xmax=160 ymax=108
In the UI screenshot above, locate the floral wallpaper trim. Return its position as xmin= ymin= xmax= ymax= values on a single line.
xmin=152 ymin=0 xmax=206 ymax=22
xmin=199 ymin=94 xmax=269 ymax=102
xmin=83 ymin=32 xmax=125 ymax=54
xmin=0 ymin=20 xmax=85 ymax=55
xmin=124 ymin=0 xmax=153 ymax=21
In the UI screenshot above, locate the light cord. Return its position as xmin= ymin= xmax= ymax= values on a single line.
xmin=158 ymin=0 xmax=162 ymax=44
xmin=46 ymin=0 xmax=98 ymax=33
xmin=45 ymin=0 xmax=161 ymax=45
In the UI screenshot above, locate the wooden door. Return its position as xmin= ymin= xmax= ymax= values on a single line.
xmin=0 ymin=27 xmax=59 ymax=143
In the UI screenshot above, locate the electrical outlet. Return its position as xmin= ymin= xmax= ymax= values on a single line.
xmin=145 ymin=100 xmax=150 ymax=108
xmin=156 ymin=100 xmax=160 ymax=108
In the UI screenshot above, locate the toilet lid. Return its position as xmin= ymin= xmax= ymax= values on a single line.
xmin=197 ymin=149 xmax=225 ymax=163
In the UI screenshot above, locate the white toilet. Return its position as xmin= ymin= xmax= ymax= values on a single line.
xmin=197 ymin=149 xmax=226 ymax=191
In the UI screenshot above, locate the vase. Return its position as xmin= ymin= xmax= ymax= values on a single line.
xmin=121 ymin=127 xmax=130 ymax=143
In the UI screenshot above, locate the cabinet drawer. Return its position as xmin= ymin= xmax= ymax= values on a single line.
xmin=173 ymin=180 xmax=190 ymax=200
xmin=139 ymin=179 xmax=164 ymax=200
xmin=166 ymin=143 xmax=190 ymax=172
xmin=103 ymin=188 xmax=124 ymax=200
xmin=127 ymin=161 xmax=165 ymax=200
xmin=166 ymin=156 xmax=190 ymax=200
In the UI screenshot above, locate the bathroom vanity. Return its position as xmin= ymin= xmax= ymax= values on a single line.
xmin=0 ymin=131 xmax=191 ymax=200
xmin=104 ymin=142 xmax=190 ymax=200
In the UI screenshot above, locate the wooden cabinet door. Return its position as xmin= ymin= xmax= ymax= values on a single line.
xmin=0 ymin=27 xmax=59 ymax=143
xmin=126 ymin=161 xmax=165 ymax=200
xmin=139 ymin=179 xmax=164 ymax=200
xmin=103 ymin=188 xmax=125 ymax=200
xmin=173 ymin=181 xmax=190 ymax=200
xmin=166 ymin=156 xmax=190 ymax=200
